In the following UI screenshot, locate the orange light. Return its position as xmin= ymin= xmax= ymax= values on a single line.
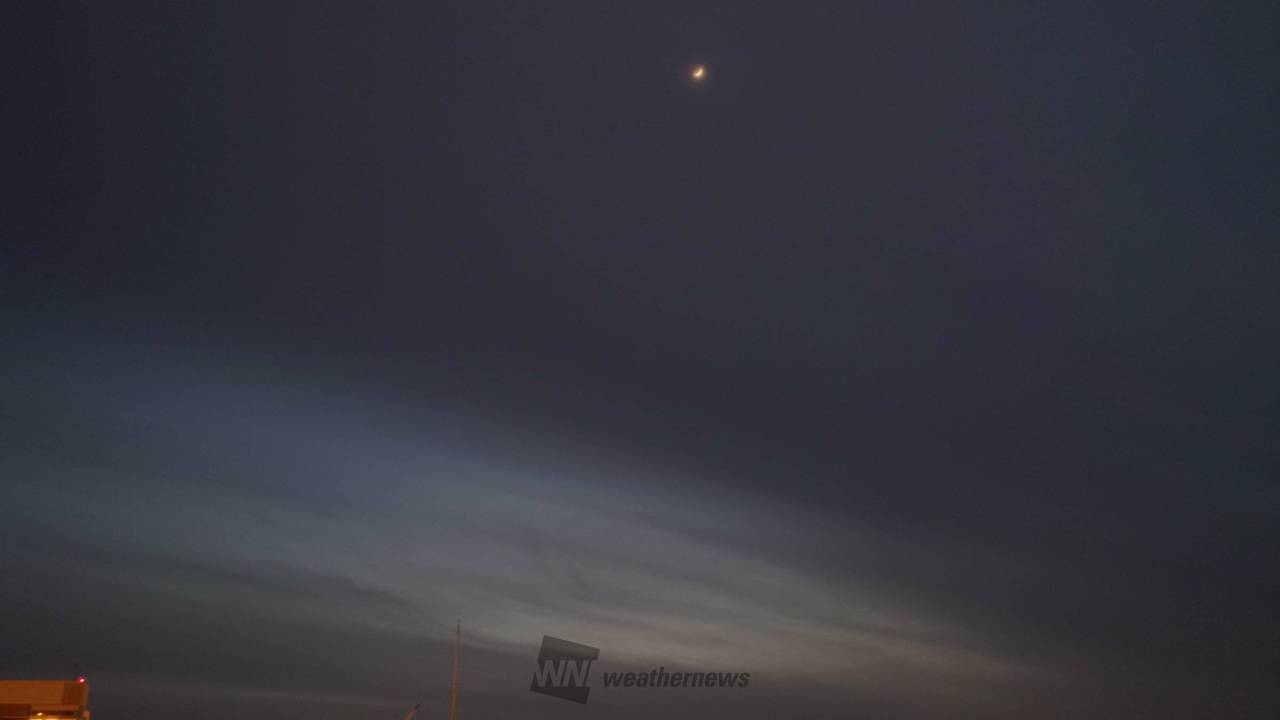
xmin=691 ymin=65 xmax=706 ymax=81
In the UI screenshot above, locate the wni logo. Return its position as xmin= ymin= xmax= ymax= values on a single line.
xmin=530 ymin=635 xmax=600 ymax=704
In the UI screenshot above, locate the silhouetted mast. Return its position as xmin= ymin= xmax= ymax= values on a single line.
xmin=449 ymin=621 xmax=460 ymax=720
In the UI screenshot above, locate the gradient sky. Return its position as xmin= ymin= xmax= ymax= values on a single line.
xmin=2 ymin=2 xmax=1278 ymax=719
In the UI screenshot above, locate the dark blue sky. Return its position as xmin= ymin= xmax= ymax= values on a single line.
xmin=2 ymin=2 xmax=1278 ymax=718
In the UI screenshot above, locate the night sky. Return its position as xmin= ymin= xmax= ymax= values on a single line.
xmin=3 ymin=2 xmax=1279 ymax=718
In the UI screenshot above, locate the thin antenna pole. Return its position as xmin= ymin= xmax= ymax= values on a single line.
xmin=449 ymin=621 xmax=460 ymax=720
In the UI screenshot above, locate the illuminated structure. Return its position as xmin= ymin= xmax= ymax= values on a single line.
xmin=0 ymin=679 xmax=90 ymax=720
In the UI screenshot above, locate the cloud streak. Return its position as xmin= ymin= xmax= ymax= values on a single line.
xmin=2 ymin=335 xmax=1095 ymax=717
